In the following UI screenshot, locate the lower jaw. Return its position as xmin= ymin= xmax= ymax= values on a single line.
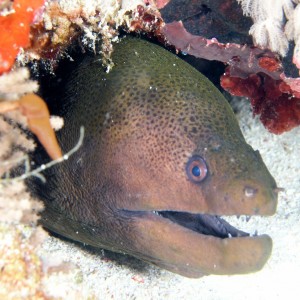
xmin=124 ymin=210 xmax=273 ymax=277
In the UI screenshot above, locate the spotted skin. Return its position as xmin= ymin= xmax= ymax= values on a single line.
xmin=33 ymin=37 xmax=278 ymax=277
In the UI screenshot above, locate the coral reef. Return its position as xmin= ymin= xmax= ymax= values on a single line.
xmin=160 ymin=0 xmax=300 ymax=134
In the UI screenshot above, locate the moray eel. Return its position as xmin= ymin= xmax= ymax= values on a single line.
xmin=33 ymin=37 xmax=278 ymax=278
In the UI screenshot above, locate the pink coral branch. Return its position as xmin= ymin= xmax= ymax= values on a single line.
xmin=280 ymin=75 xmax=300 ymax=97
xmin=162 ymin=21 xmax=282 ymax=79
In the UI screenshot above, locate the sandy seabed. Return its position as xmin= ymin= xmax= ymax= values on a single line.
xmin=32 ymin=98 xmax=300 ymax=299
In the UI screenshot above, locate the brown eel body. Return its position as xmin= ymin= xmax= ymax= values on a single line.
xmin=32 ymin=37 xmax=278 ymax=278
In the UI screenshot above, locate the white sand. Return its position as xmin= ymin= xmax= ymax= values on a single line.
xmin=38 ymin=98 xmax=300 ymax=299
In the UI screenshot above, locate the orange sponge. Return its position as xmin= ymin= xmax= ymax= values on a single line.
xmin=0 ymin=0 xmax=45 ymax=74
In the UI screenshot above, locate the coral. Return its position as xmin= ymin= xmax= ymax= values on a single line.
xmin=285 ymin=2 xmax=300 ymax=69
xmin=0 ymin=93 xmax=62 ymax=160
xmin=0 ymin=224 xmax=51 ymax=299
xmin=162 ymin=21 xmax=282 ymax=79
xmin=21 ymin=0 xmax=146 ymax=67
xmin=0 ymin=0 xmax=45 ymax=74
xmin=160 ymin=0 xmax=252 ymax=44
xmin=0 ymin=180 xmax=43 ymax=224
xmin=221 ymin=68 xmax=300 ymax=134
xmin=237 ymin=0 xmax=293 ymax=56
xmin=0 ymin=67 xmax=38 ymax=100
xmin=160 ymin=2 xmax=300 ymax=133
xmin=0 ymin=105 xmax=43 ymax=225
xmin=0 ymin=222 xmax=84 ymax=299
xmin=237 ymin=0 xmax=300 ymax=70
xmin=0 ymin=0 xmax=63 ymax=166
xmin=0 ymin=68 xmax=63 ymax=224
xmin=129 ymin=4 xmax=164 ymax=38
xmin=15 ymin=94 xmax=63 ymax=160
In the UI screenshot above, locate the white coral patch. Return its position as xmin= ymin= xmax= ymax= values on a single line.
xmin=285 ymin=2 xmax=300 ymax=68
xmin=250 ymin=19 xmax=289 ymax=56
xmin=237 ymin=0 xmax=300 ymax=60
xmin=0 ymin=68 xmax=38 ymax=100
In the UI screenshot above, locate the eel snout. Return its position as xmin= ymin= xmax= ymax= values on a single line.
xmin=127 ymin=211 xmax=272 ymax=277
xmin=203 ymin=179 xmax=279 ymax=216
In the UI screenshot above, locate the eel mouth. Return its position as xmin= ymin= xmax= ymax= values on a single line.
xmin=124 ymin=209 xmax=272 ymax=277
xmin=156 ymin=211 xmax=249 ymax=239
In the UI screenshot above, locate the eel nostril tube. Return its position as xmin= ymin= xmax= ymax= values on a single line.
xmin=273 ymin=187 xmax=285 ymax=193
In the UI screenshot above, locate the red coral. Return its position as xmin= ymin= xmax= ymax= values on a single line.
xmin=0 ymin=0 xmax=45 ymax=74
xmin=221 ymin=68 xmax=300 ymax=134
xmin=161 ymin=20 xmax=300 ymax=134
xmin=130 ymin=4 xmax=164 ymax=40
xmin=258 ymin=57 xmax=281 ymax=73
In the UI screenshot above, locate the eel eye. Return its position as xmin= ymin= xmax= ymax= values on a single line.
xmin=186 ymin=155 xmax=208 ymax=183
